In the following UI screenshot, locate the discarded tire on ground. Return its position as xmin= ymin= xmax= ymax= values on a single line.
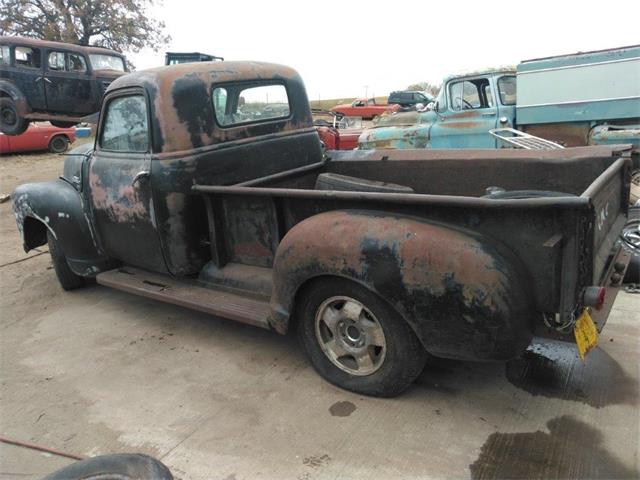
xmin=41 ymin=453 xmax=173 ymax=480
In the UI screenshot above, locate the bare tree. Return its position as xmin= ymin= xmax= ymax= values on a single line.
xmin=0 ymin=0 xmax=170 ymax=61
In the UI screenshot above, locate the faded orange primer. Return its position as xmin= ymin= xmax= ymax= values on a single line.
xmin=89 ymin=170 xmax=148 ymax=223
xmin=274 ymin=210 xmax=509 ymax=314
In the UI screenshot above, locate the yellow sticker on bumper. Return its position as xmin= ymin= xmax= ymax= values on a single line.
xmin=574 ymin=309 xmax=598 ymax=360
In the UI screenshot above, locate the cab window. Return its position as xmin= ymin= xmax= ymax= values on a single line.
xmin=498 ymin=76 xmax=517 ymax=105
xmin=449 ymin=78 xmax=492 ymax=111
xmin=100 ymin=95 xmax=149 ymax=152
xmin=48 ymin=51 xmax=65 ymax=71
xmin=68 ymin=53 xmax=87 ymax=72
xmin=212 ymin=84 xmax=290 ymax=127
xmin=0 ymin=46 xmax=10 ymax=65
xmin=48 ymin=51 xmax=87 ymax=72
xmin=15 ymin=46 xmax=41 ymax=69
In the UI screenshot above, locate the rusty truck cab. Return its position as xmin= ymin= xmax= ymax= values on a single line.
xmin=88 ymin=61 xmax=323 ymax=277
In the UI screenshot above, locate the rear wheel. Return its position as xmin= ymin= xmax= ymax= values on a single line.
xmin=297 ymin=278 xmax=427 ymax=397
xmin=0 ymin=97 xmax=29 ymax=135
xmin=47 ymin=230 xmax=86 ymax=290
xmin=48 ymin=135 xmax=69 ymax=153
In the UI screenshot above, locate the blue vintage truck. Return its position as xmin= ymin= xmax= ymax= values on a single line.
xmin=358 ymin=46 xmax=640 ymax=152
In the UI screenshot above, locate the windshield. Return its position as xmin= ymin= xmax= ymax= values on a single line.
xmin=89 ymin=54 xmax=125 ymax=71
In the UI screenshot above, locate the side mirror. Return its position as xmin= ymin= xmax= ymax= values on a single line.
xmin=415 ymin=103 xmax=425 ymax=112
xmin=426 ymin=101 xmax=437 ymax=112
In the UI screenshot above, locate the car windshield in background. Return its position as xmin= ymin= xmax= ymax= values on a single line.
xmin=89 ymin=54 xmax=125 ymax=71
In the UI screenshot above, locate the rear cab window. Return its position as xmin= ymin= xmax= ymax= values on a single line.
xmin=212 ymin=84 xmax=290 ymax=127
xmin=100 ymin=95 xmax=149 ymax=152
xmin=498 ymin=76 xmax=517 ymax=105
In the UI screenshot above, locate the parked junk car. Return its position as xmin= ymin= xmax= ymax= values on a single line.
xmin=0 ymin=122 xmax=75 ymax=154
xmin=388 ymin=90 xmax=434 ymax=108
xmin=313 ymin=109 xmax=364 ymax=150
xmin=165 ymin=52 xmax=224 ymax=65
xmin=12 ymin=61 xmax=633 ymax=397
xmin=359 ymin=46 xmax=640 ymax=152
xmin=0 ymin=36 xmax=128 ymax=135
xmin=331 ymin=97 xmax=400 ymax=120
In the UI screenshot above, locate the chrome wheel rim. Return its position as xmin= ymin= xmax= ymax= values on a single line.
xmin=314 ymin=295 xmax=386 ymax=376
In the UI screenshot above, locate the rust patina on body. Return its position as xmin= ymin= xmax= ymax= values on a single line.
xmin=270 ymin=210 xmax=532 ymax=360
xmin=10 ymin=59 xmax=633 ymax=378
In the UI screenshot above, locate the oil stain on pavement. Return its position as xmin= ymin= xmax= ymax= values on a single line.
xmin=505 ymin=341 xmax=639 ymax=408
xmin=470 ymin=415 xmax=639 ymax=480
xmin=329 ymin=401 xmax=356 ymax=417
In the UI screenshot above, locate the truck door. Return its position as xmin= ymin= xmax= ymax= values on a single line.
xmin=45 ymin=50 xmax=95 ymax=114
xmin=429 ymin=76 xmax=498 ymax=148
xmin=88 ymin=91 xmax=167 ymax=273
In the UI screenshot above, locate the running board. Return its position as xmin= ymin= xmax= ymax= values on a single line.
xmin=96 ymin=267 xmax=271 ymax=329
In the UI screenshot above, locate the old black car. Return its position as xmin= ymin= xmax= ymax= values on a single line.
xmin=0 ymin=36 xmax=128 ymax=135
xmin=12 ymin=61 xmax=633 ymax=397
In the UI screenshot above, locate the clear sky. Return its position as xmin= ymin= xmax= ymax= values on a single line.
xmin=130 ymin=0 xmax=640 ymax=100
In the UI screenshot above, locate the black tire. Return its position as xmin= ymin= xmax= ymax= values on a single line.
xmin=48 ymin=135 xmax=69 ymax=153
xmin=50 ymin=120 xmax=78 ymax=128
xmin=41 ymin=453 xmax=173 ymax=480
xmin=297 ymin=278 xmax=427 ymax=397
xmin=0 ymin=97 xmax=30 ymax=135
xmin=47 ymin=230 xmax=85 ymax=290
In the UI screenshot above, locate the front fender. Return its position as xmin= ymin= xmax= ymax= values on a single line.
xmin=12 ymin=179 xmax=111 ymax=276
xmin=270 ymin=210 xmax=534 ymax=361
xmin=358 ymin=124 xmax=431 ymax=150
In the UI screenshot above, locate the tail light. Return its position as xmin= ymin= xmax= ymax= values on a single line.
xmin=582 ymin=286 xmax=606 ymax=310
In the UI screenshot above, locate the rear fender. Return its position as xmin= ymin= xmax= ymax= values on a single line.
xmin=270 ymin=210 xmax=534 ymax=361
xmin=12 ymin=179 xmax=112 ymax=276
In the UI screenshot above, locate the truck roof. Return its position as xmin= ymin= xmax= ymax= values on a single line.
xmin=518 ymin=45 xmax=640 ymax=72
xmin=110 ymin=60 xmax=303 ymax=92
xmin=443 ymin=66 xmax=516 ymax=83
xmin=107 ymin=61 xmax=312 ymax=154
xmin=0 ymin=35 xmax=125 ymax=58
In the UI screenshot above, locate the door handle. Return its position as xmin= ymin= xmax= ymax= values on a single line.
xmin=131 ymin=170 xmax=150 ymax=186
xmin=36 ymin=77 xmax=53 ymax=84
xmin=481 ymin=112 xmax=496 ymax=117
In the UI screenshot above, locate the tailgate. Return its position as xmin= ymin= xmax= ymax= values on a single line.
xmin=582 ymin=158 xmax=630 ymax=284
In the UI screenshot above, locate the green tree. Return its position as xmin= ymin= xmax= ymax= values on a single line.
xmin=406 ymin=82 xmax=440 ymax=97
xmin=0 ymin=0 xmax=170 ymax=62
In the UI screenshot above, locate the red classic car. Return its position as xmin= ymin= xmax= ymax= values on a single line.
xmin=330 ymin=98 xmax=400 ymax=120
xmin=313 ymin=110 xmax=363 ymax=150
xmin=0 ymin=123 xmax=76 ymax=154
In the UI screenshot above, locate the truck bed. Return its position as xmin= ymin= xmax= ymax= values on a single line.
xmin=191 ymin=145 xmax=632 ymax=338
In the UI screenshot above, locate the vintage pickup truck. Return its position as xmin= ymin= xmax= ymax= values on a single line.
xmin=12 ymin=61 xmax=633 ymax=397
xmin=331 ymin=97 xmax=400 ymax=120
xmin=359 ymin=46 xmax=640 ymax=152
